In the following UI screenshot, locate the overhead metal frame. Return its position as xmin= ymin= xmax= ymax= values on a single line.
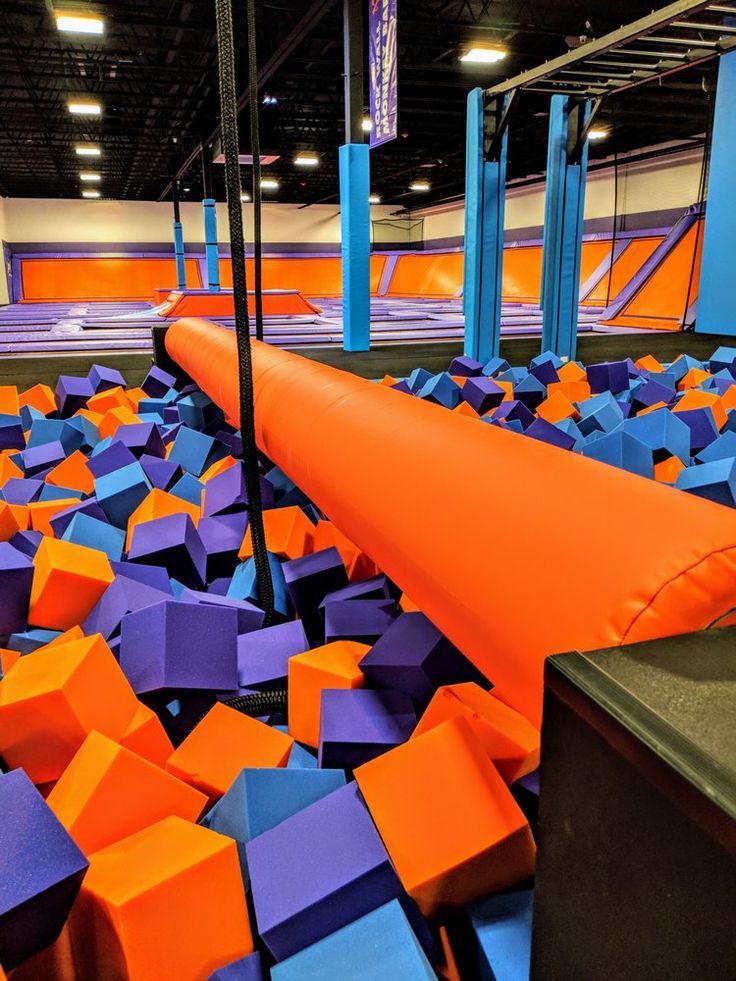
xmin=485 ymin=0 xmax=736 ymax=101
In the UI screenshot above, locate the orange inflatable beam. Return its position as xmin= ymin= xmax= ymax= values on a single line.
xmin=166 ymin=318 xmax=736 ymax=725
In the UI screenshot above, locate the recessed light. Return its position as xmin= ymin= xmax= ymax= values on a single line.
xmin=240 ymin=192 xmax=251 ymax=202
xmin=409 ymin=181 xmax=430 ymax=192
xmin=68 ymin=101 xmax=101 ymax=115
xmin=262 ymin=95 xmax=279 ymax=106
xmin=369 ymin=194 xmax=381 ymax=204
xmin=80 ymin=172 xmax=101 ymax=182
xmin=362 ymin=118 xmax=372 ymax=133
xmin=260 ymin=179 xmax=279 ymax=190
xmin=75 ymin=144 xmax=101 ymax=156
xmin=55 ymin=13 xmax=104 ymax=35
xmin=460 ymin=46 xmax=507 ymax=64
xmin=588 ymin=127 xmax=609 ymax=141
xmin=82 ymin=190 xmax=100 ymax=198
xmin=295 ymin=154 xmax=319 ymax=167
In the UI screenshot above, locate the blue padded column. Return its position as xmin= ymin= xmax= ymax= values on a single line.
xmin=339 ymin=143 xmax=371 ymax=352
xmin=697 ymin=50 xmax=736 ymax=335
xmin=541 ymin=96 xmax=590 ymax=361
xmin=463 ymin=88 xmax=509 ymax=364
xmin=173 ymin=221 xmax=186 ymax=290
xmin=203 ymin=198 xmax=221 ymax=292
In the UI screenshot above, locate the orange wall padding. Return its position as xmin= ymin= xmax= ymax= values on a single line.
xmin=581 ymin=236 xmax=664 ymax=307
xmin=166 ymin=318 xmax=736 ymax=726
xmin=20 ymin=258 xmax=203 ymax=302
xmin=386 ymin=252 xmax=465 ymax=298
xmin=600 ymin=222 xmax=703 ymax=331
xmin=218 ymin=256 xmax=387 ymax=297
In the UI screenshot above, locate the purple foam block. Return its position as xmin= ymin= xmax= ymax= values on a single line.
xmin=197 ymin=512 xmax=248 ymax=581
xmin=525 ymin=418 xmax=576 ymax=451
xmin=88 ymin=364 xmax=127 ymax=393
xmin=83 ymin=575 xmax=173 ymax=640
xmin=22 ymin=440 xmax=66 ymax=477
xmin=0 ymin=415 xmax=24 ymax=452
xmin=587 ymin=361 xmax=630 ymax=395
xmin=491 ymin=400 xmax=535 ymax=430
xmin=55 ymin=375 xmax=95 ymax=418
xmin=391 ymin=380 xmax=413 ymax=395
xmin=86 ymin=440 xmax=138 ymax=479
xmin=128 ymin=512 xmax=207 ymax=589
xmin=323 ymin=599 xmax=397 ymax=645
xmin=119 ymin=598 xmax=238 ymax=694
xmin=209 ymin=951 xmax=264 ymax=980
xmin=1 ymin=477 xmax=43 ymax=505
xmin=318 ymin=689 xmax=416 ymax=770
xmin=215 ymin=430 xmax=243 ymax=459
xmin=246 ymin=782 xmax=408 ymax=961
xmin=282 ymin=547 xmax=349 ymax=642
xmin=115 ymin=422 xmax=166 ymax=460
xmin=675 ymin=407 xmax=721 ymax=453
xmin=528 ymin=360 xmax=559 ymax=386
xmin=139 ymin=453 xmax=182 ymax=491
xmin=462 ymin=377 xmax=505 ymax=415
xmin=319 ymin=575 xmax=394 ymax=608
xmin=141 ymin=364 xmax=178 ymax=398
xmin=0 ymin=769 xmax=89 ymax=970
xmin=632 ymin=379 xmax=675 ymax=412
xmin=237 ymin=619 xmax=309 ymax=690
xmin=0 ymin=542 xmax=34 ymax=635
xmin=110 ymin=560 xmax=174 ymax=593
xmin=203 ymin=465 xmax=274 ymax=517
xmin=179 ymin=589 xmax=265 ymax=634
xmin=359 ymin=611 xmax=492 ymax=705
xmin=448 ymin=355 xmax=483 ymax=377
xmin=9 ymin=529 xmax=44 ymax=559
xmin=49 ymin=498 xmax=109 ymax=539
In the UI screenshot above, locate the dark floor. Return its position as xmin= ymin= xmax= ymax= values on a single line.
xmin=0 ymin=328 xmax=726 ymax=388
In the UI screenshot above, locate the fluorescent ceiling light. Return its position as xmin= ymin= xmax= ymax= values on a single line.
xmin=68 ymin=101 xmax=101 ymax=115
xmin=55 ymin=13 xmax=104 ymax=35
xmin=362 ymin=118 xmax=372 ymax=132
xmin=260 ymin=179 xmax=279 ymax=190
xmin=82 ymin=190 xmax=100 ymax=198
xmin=588 ymin=127 xmax=609 ymax=141
xmin=213 ymin=153 xmax=279 ymax=165
xmin=80 ymin=172 xmax=101 ymax=182
xmin=409 ymin=181 xmax=430 ymax=192
xmin=460 ymin=46 xmax=507 ymax=64
xmin=295 ymin=154 xmax=319 ymax=167
xmin=369 ymin=194 xmax=381 ymax=204
xmin=240 ymin=192 xmax=251 ymax=202
xmin=75 ymin=144 xmax=101 ymax=156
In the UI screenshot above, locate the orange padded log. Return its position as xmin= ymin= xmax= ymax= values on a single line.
xmin=166 ymin=318 xmax=736 ymax=725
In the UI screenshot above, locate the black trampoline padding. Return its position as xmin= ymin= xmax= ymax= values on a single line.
xmin=532 ymin=628 xmax=736 ymax=981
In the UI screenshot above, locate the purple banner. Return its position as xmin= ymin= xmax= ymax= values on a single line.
xmin=369 ymin=0 xmax=397 ymax=148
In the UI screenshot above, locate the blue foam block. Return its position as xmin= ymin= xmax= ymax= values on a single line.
xmin=482 ymin=356 xmax=510 ymax=377
xmin=469 ymin=889 xmax=534 ymax=981
xmin=696 ymin=430 xmax=736 ymax=464
xmin=675 ymin=457 xmax=736 ymax=507
xmin=708 ymin=345 xmax=736 ymax=375
xmin=169 ymin=427 xmax=218 ymax=477
xmin=576 ymin=392 xmax=624 ymax=437
xmin=416 ymin=373 xmax=462 ymax=409
xmin=582 ymin=430 xmax=653 ymax=479
xmin=94 ymin=460 xmax=151 ymax=529
xmin=62 ymin=512 xmax=125 ymax=561
xmin=513 ymin=374 xmax=547 ymax=411
xmin=49 ymin=498 xmax=108 ymax=539
xmin=228 ymin=553 xmax=290 ymax=618
xmin=204 ymin=768 xmax=346 ymax=887
xmin=407 ymin=368 xmax=433 ymax=394
xmin=271 ymin=900 xmax=436 ymax=981
xmin=38 ymin=483 xmax=83 ymax=503
xmin=6 ymin=627 xmax=62 ymax=653
xmin=170 ymin=472 xmax=205 ymax=508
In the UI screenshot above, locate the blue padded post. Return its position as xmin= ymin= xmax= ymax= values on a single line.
xmin=463 ymin=88 xmax=509 ymax=364
xmin=203 ymin=198 xmax=221 ymax=293
xmin=696 ymin=50 xmax=736 ymax=335
xmin=541 ymin=96 xmax=590 ymax=361
xmin=339 ymin=143 xmax=371 ymax=352
xmin=173 ymin=221 xmax=186 ymax=290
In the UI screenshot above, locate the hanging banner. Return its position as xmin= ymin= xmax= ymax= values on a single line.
xmin=369 ymin=0 xmax=398 ymax=148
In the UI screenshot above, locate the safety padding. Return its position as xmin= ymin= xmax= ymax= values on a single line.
xmin=166 ymin=319 xmax=736 ymax=725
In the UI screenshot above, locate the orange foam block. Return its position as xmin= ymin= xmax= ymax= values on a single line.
xmin=355 ymin=716 xmax=536 ymax=918
xmin=493 ymin=379 xmax=514 ymax=402
xmin=19 ymin=382 xmax=57 ymax=416
xmin=399 ymin=592 xmax=420 ymax=613
xmin=547 ymin=379 xmax=591 ymax=404
xmin=673 ymin=389 xmax=727 ymax=430
xmin=41 ymin=624 xmax=86 ymax=648
xmin=201 ymin=455 xmax=237 ymax=483
xmin=0 ymin=648 xmax=21 ymax=676
xmin=7 ymin=503 xmax=29 ymax=533
xmin=45 ymin=449 xmax=95 ymax=495
xmin=120 ymin=701 xmax=175 ymax=768
xmin=654 ymin=455 xmax=686 ymax=484
xmin=0 ymin=386 xmax=19 ymax=416
xmin=125 ymin=487 xmax=200 ymax=551
xmin=0 ymin=501 xmax=20 ymax=542
xmin=166 ymin=702 xmax=294 ymax=803
xmin=28 ymin=537 xmax=114 ymax=630
xmin=86 ymin=386 xmax=133 ymax=415
xmin=536 ymin=391 xmax=578 ymax=424
xmin=557 ymin=361 xmax=587 ymax=383
xmin=379 ymin=374 xmax=398 ymax=387
xmin=288 ymin=640 xmax=368 ymax=748
xmin=312 ymin=520 xmax=379 ymax=582
xmin=453 ymin=401 xmax=478 ymax=418
xmin=124 ymin=386 xmax=149 ymax=411
xmin=98 ymin=406 xmax=141 ymax=440
xmin=635 ymin=355 xmax=664 ymax=373
xmin=636 ymin=400 xmax=669 ymax=417
xmin=678 ymin=367 xmax=712 ymax=391
xmin=0 ymin=454 xmax=23 ymax=488
xmin=412 ymin=683 xmax=540 ymax=784
xmin=47 ymin=730 xmax=207 ymax=855
xmin=239 ymin=505 xmax=313 ymax=561
xmin=28 ymin=497 xmax=81 ymax=537
xmin=0 ymin=633 xmax=138 ymax=783
xmin=68 ymin=816 xmax=253 ymax=980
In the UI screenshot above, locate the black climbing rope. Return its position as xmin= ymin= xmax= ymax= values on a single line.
xmin=223 ymin=689 xmax=288 ymax=717
xmin=214 ymin=0 xmax=275 ymax=624
xmin=246 ymin=0 xmax=265 ymax=343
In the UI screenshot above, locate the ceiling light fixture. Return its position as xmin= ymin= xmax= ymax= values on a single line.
xmin=82 ymin=190 xmax=100 ymax=198
xmin=587 ymin=127 xmax=609 ymax=141
xmin=75 ymin=144 xmax=101 ymax=156
xmin=80 ymin=172 xmax=101 ymax=182
xmin=409 ymin=181 xmax=430 ymax=192
xmin=260 ymin=179 xmax=279 ymax=190
xmin=55 ymin=13 xmax=104 ymax=35
xmin=460 ymin=46 xmax=508 ymax=64
xmin=240 ymin=192 xmax=251 ymax=202
xmin=362 ymin=118 xmax=372 ymax=133
xmin=68 ymin=101 xmax=101 ymax=115
xmin=369 ymin=194 xmax=381 ymax=204
xmin=295 ymin=154 xmax=319 ymax=167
